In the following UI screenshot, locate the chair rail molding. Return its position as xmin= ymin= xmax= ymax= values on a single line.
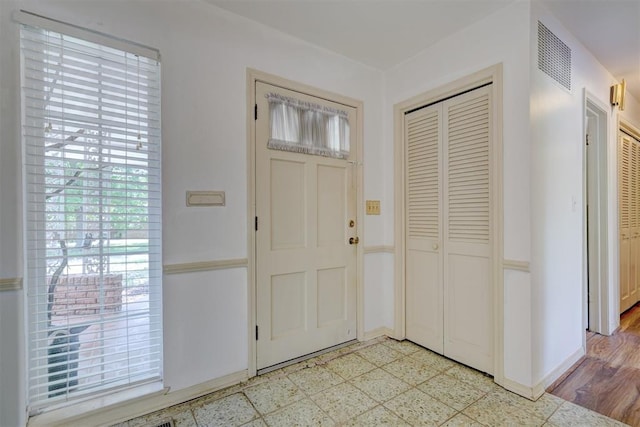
xmin=163 ymin=258 xmax=248 ymax=275
xmin=503 ymin=259 xmax=530 ymax=272
xmin=363 ymin=245 xmax=395 ymax=254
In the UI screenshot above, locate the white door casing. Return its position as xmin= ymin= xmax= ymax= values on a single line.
xmin=254 ymin=81 xmax=358 ymax=370
xmin=583 ymin=93 xmax=611 ymax=336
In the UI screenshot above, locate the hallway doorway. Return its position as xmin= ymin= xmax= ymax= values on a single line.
xmin=583 ymin=92 xmax=611 ymax=336
xmin=547 ymin=303 xmax=640 ymax=425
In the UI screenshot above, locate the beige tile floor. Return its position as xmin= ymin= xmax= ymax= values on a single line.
xmin=117 ymin=337 xmax=628 ymax=426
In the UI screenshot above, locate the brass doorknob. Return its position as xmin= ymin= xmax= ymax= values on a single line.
xmin=349 ymin=237 xmax=360 ymax=245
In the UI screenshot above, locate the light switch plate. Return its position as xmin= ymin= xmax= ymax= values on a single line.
xmin=186 ymin=191 xmax=225 ymax=207
xmin=366 ymin=200 xmax=380 ymax=215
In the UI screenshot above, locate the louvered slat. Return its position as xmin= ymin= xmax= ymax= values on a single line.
xmin=635 ymin=140 xmax=640 ymax=229
xmin=620 ymin=137 xmax=630 ymax=229
xmin=447 ymin=95 xmax=490 ymax=242
xmin=632 ymin=141 xmax=638 ymax=228
xmin=407 ymin=110 xmax=439 ymax=239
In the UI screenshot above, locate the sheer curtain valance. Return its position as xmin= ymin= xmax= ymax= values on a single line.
xmin=267 ymin=93 xmax=350 ymax=159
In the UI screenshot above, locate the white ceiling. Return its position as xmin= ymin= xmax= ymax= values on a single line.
xmin=207 ymin=0 xmax=640 ymax=101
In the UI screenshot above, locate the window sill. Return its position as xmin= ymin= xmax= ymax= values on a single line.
xmin=27 ymin=381 xmax=167 ymax=427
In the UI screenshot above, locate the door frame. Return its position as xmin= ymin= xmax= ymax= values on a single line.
xmin=393 ymin=64 xmax=504 ymax=384
xmin=246 ymin=69 xmax=365 ymax=377
xmin=582 ymin=90 xmax=612 ymax=336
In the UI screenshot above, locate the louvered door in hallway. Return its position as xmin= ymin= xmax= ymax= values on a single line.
xmin=405 ymin=85 xmax=493 ymax=374
xmin=619 ymin=130 xmax=640 ymax=314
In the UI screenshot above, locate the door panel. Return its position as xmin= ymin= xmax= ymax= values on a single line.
xmin=443 ymin=87 xmax=492 ymax=374
xmin=317 ymin=267 xmax=346 ymax=326
xmin=619 ymin=132 xmax=640 ymax=314
xmin=632 ymin=140 xmax=640 ymax=306
xmin=405 ymin=104 xmax=443 ymax=353
xmin=255 ymin=82 xmax=357 ymax=370
xmin=271 ymin=159 xmax=306 ymax=250
xmin=445 ymin=253 xmax=492 ymax=372
xmin=406 ymin=249 xmax=442 ymax=352
xmin=271 ymin=272 xmax=306 ymax=339
xmin=317 ymin=165 xmax=347 ymax=247
xmin=405 ymin=85 xmax=493 ymax=375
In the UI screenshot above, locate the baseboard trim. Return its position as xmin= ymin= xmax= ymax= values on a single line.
xmin=363 ymin=245 xmax=395 ymax=254
xmin=0 ymin=277 xmax=23 ymax=291
xmin=500 ymin=377 xmax=542 ymax=401
xmin=163 ymin=258 xmax=248 ymax=275
xmin=500 ymin=347 xmax=584 ymax=402
xmin=38 ymin=370 xmax=249 ymax=427
xmin=538 ymin=346 xmax=585 ymax=395
xmin=363 ymin=327 xmax=394 ymax=341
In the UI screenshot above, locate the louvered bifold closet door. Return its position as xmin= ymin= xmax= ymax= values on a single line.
xmin=633 ymin=140 xmax=640 ymax=306
xmin=620 ymin=134 xmax=634 ymax=312
xmin=405 ymin=104 xmax=444 ymax=353
xmin=442 ymin=85 xmax=493 ymax=374
xmin=631 ymin=139 xmax=640 ymax=307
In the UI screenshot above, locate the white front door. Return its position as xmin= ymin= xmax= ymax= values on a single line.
xmin=405 ymin=85 xmax=493 ymax=374
xmin=255 ymin=81 xmax=358 ymax=370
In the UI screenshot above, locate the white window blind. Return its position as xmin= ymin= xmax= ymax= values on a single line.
xmin=20 ymin=22 xmax=162 ymax=411
xmin=267 ymin=93 xmax=350 ymax=159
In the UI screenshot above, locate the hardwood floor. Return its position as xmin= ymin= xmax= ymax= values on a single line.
xmin=548 ymin=303 xmax=640 ymax=426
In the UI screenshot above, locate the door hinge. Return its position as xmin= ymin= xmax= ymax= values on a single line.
xmin=255 ymin=216 xmax=258 ymax=231
xmin=586 ymin=134 xmax=590 ymax=146
xmin=255 ymin=325 xmax=259 ymax=340
xmin=254 ymin=104 xmax=258 ymax=120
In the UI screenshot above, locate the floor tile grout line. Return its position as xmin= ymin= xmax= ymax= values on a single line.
xmin=282 ymin=364 xmax=344 ymax=425
xmin=282 ymin=345 xmax=410 ymax=423
xmin=121 ymin=336 xmax=625 ymax=427
xmin=241 ymin=389 xmax=264 ymax=418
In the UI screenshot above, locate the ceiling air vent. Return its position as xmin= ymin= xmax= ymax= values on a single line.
xmin=538 ymin=21 xmax=572 ymax=91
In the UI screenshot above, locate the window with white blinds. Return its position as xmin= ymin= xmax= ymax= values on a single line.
xmin=20 ymin=22 xmax=162 ymax=411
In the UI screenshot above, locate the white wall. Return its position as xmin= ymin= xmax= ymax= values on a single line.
xmin=3 ymin=0 xmax=640 ymax=424
xmin=364 ymin=253 xmax=394 ymax=333
xmin=0 ymin=0 xmax=386 ymax=424
xmin=385 ymin=1 xmax=534 ymax=388
xmin=620 ymin=93 xmax=640 ymax=130
xmin=529 ymin=1 xmax=640 ymax=385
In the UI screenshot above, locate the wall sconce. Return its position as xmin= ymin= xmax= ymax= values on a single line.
xmin=610 ymin=79 xmax=626 ymax=111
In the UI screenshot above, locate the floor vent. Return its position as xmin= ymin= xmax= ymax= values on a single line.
xmin=150 ymin=420 xmax=174 ymax=427
xmin=538 ymin=21 xmax=572 ymax=91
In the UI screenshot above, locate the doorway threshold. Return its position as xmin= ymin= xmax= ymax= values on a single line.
xmin=257 ymin=339 xmax=358 ymax=376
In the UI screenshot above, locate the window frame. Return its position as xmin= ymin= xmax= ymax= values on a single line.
xmin=17 ymin=11 xmax=163 ymax=413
